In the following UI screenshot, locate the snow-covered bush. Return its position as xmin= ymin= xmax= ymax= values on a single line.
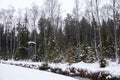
xmin=15 ymin=47 xmax=28 ymax=60
xmin=99 ymin=59 xmax=108 ymax=68
xmin=39 ymin=62 xmax=49 ymax=70
xmin=76 ymin=46 xmax=97 ymax=63
xmin=32 ymin=55 xmax=40 ymax=62
xmin=2 ymin=55 xmax=8 ymax=61
xmin=51 ymin=68 xmax=62 ymax=73
xmin=65 ymin=47 xmax=75 ymax=63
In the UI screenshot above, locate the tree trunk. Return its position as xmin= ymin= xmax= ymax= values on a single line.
xmin=113 ymin=0 xmax=119 ymax=62
xmin=0 ymin=34 xmax=1 ymax=53
xmin=10 ymin=32 xmax=13 ymax=59
xmin=12 ymin=27 xmax=16 ymax=59
xmin=95 ymin=0 xmax=102 ymax=60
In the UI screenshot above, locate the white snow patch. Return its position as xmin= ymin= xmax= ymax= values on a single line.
xmin=49 ymin=63 xmax=70 ymax=71
xmin=0 ymin=63 xmax=77 ymax=80
xmin=1 ymin=60 xmax=120 ymax=78
xmin=70 ymin=61 xmax=120 ymax=77
xmin=28 ymin=41 xmax=36 ymax=44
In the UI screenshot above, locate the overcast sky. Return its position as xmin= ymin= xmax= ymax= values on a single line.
xmin=0 ymin=0 xmax=77 ymax=14
xmin=0 ymin=0 xmax=109 ymax=18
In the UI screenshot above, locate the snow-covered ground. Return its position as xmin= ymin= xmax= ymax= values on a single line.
xmin=1 ymin=60 xmax=120 ymax=78
xmin=70 ymin=61 xmax=120 ymax=77
xmin=0 ymin=63 xmax=77 ymax=80
xmin=49 ymin=61 xmax=120 ymax=78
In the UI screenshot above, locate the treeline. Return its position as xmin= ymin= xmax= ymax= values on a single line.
xmin=0 ymin=0 xmax=120 ymax=63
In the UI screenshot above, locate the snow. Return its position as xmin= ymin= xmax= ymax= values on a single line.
xmin=49 ymin=63 xmax=70 ymax=71
xmin=49 ymin=61 xmax=120 ymax=77
xmin=0 ymin=63 xmax=77 ymax=80
xmin=28 ymin=41 xmax=36 ymax=44
xmin=1 ymin=60 xmax=120 ymax=78
xmin=2 ymin=60 xmax=43 ymax=65
xmin=70 ymin=61 xmax=120 ymax=77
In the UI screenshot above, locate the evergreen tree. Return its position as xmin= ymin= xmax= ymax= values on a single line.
xmin=0 ymin=24 xmax=4 ymax=53
xmin=38 ymin=17 xmax=48 ymax=61
xmin=64 ymin=14 xmax=77 ymax=48
xmin=107 ymin=19 xmax=116 ymax=59
xmin=15 ymin=14 xmax=30 ymax=60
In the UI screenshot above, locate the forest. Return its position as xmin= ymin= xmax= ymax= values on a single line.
xmin=0 ymin=0 xmax=120 ymax=65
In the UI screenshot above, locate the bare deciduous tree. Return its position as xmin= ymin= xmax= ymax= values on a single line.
xmin=0 ymin=7 xmax=15 ymax=59
xmin=43 ymin=0 xmax=62 ymax=54
xmin=30 ymin=3 xmax=39 ymax=57
xmin=73 ymin=0 xmax=82 ymax=57
xmin=110 ymin=0 xmax=120 ymax=62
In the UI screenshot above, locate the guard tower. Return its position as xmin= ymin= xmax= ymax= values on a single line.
xmin=28 ymin=41 xmax=36 ymax=59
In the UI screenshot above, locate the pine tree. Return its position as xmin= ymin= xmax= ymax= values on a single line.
xmin=0 ymin=24 xmax=4 ymax=53
xmin=65 ymin=46 xmax=75 ymax=63
xmin=38 ymin=17 xmax=46 ymax=61
xmin=15 ymin=24 xmax=29 ymax=60
xmin=15 ymin=13 xmax=29 ymax=60
xmin=64 ymin=14 xmax=77 ymax=48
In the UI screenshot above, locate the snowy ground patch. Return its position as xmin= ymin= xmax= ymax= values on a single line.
xmin=70 ymin=61 xmax=120 ymax=77
xmin=0 ymin=63 xmax=77 ymax=80
xmin=1 ymin=60 xmax=120 ymax=78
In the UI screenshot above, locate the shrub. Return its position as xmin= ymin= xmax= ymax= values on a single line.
xmin=32 ymin=55 xmax=40 ymax=62
xmin=39 ymin=62 xmax=49 ymax=70
xmin=51 ymin=68 xmax=62 ymax=73
xmin=76 ymin=69 xmax=88 ymax=77
xmin=60 ymin=70 xmax=69 ymax=76
xmin=99 ymin=59 xmax=107 ymax=68
xmin=15 ymin=47 xmax=28 ymax=60
xmin=65 ymin=47 xmax=75 ymax=63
